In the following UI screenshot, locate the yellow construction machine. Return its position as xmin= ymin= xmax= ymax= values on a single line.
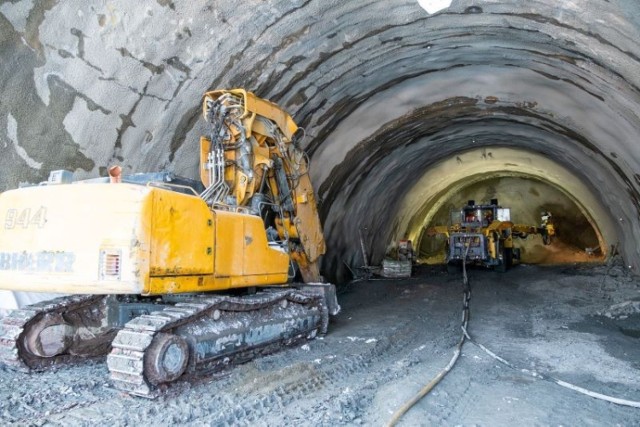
xmin=427 ymin=199 xmax=555 ymax=272
xmin=0 ymin=89 xmax=339 ymax=397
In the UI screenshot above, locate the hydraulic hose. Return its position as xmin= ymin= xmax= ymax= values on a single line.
xmin=387 ymin=242 xmax=471 ymax=427
xmin=387 ymin=244 xmax=640 ymax=426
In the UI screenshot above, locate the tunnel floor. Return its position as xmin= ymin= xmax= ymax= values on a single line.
xmin=0 ymin=264 xmax=639 ymax=425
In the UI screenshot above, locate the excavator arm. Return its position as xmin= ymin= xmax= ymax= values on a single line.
xmin=199 ymin=89 xmax=325 ymax=282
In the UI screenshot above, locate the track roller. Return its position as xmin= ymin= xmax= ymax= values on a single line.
xmin=144 ymin=333 xmax=190 ymax=385
xmin=23 ymin=313 xmax=76 ymax=358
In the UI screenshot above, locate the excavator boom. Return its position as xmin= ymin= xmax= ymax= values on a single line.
xmin=199 ymin=89 xmax=325 ymax=282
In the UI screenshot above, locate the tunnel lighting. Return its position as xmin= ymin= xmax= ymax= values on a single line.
xmin=417 ymin=0 xmax=452 ymax=14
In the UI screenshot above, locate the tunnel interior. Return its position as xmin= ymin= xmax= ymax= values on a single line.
xmin=1 ymin=1 xmax=640 ymax=284
xmin=416 ymin=174 xmax=604 ymax=265
xmin=2 ymin=4 xmax=640 ymax=422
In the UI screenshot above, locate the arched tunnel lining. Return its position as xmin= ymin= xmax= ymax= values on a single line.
xmin=312 ymin=65 xmax=637 ymax=282
xmin=394 ymin=147 xmax=615 ymax=264
xmin=1 ymin=2 xmax=640 ymax=283
xmin=319 ymin=139 xmax=619 ymax=282
xmin=399 ymin=147 xmax=612 ymax=251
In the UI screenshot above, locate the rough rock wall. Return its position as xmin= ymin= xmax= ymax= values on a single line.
xmin=0 ymin=0 xmax=333 ymax=187
xmin=1 ymin=1 xmax=640 ymax=282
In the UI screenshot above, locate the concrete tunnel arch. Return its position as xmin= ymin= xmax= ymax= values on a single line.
xmin=1 ymin=1 xmax=640 ymax=285
xmin=401 ymin=149 xmax=612 ymax=263
xmin=314 ymin=66 xmax=638 ymax=281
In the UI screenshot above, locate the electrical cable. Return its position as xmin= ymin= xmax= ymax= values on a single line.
xmin=388 ymin=243 xmax=640 ymax=426
xmin=461 ymin=324 xmax=640 ymax=408
xmin=387 ymin=242 xmax=471 ymax=427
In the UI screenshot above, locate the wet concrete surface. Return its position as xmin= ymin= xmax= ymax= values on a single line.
xmin=0 ymin=263 xmax=638 ymax=425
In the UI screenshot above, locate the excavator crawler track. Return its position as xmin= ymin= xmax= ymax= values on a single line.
xmin=0 ymin=295 xmax=113 ymax=371
xmin=108 ymin=289 xmax=327 ymax=398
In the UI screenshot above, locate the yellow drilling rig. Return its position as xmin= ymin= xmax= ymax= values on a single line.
xmin=427 ymin=199 xmax=556 ymax=272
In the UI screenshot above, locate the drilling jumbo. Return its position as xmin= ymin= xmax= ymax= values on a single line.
xmin=427 ymin=199 xmax=556 ymax=272
xmin=0 ymin=89 xmax=339 ymax=397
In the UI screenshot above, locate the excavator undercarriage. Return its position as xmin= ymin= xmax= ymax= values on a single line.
xmin=109 ymin=289 xmax=328 ymax=397
xmin=0 ymin=285 xmax=337 ymax=396
xmin=0 ymin=295 xmax=113 ymax=371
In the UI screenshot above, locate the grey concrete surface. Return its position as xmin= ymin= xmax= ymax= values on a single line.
xmin=1 ymin=1 xmax=639 ymax=283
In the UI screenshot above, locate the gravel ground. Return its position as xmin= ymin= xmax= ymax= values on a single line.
xmin=1 ymin=263 xmax=639 ymax=426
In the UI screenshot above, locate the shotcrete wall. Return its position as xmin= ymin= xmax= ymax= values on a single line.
xmin=2 ymin=1 xmax=640 ymax=282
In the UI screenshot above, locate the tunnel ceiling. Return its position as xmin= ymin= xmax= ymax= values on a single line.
xmin=1 ymin=0 xmax=640 ymax=282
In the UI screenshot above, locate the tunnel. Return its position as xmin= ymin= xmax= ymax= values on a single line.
xmin=1 ymin=0 xmax=640 ymax=284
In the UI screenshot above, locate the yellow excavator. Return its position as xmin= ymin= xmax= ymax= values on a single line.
xmin=0 ymin=89 xmax=339 ymax=397
xmin=427 ymin=199 xmax=556 ymax=272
